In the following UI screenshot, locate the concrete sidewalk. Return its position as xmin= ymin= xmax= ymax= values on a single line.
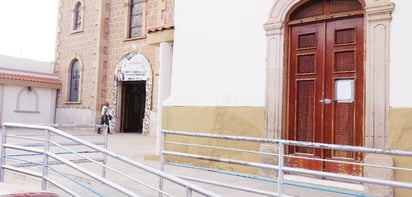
xmin=2 ymin=129 xmax=367 ymax=197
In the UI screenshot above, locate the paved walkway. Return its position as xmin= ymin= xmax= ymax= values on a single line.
xmin=1 ymin=129 xmax=367 ymax=197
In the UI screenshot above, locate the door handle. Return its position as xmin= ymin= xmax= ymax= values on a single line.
xmin=319 ymin=98 xmax=332 ymax=104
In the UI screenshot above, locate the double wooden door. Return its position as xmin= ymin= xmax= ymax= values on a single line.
xmin=287 ymin=17 xmax=364 ymax=175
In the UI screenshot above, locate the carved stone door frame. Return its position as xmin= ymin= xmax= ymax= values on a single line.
xmin=264 ymin=0 xmax=394 ymax=149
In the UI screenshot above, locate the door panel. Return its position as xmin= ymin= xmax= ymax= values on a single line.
xmin=323 ymin=17 xmax=364 ymax=175
xmin=287 ymin=23 xmax=325 ymax=170
xmin=287 ymin=17 xmax=364 ymax=175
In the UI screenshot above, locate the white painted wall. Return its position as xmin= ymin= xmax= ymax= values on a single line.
xmin=1 ymin=85 xmax=56 ymax=124
xmin=55 ymin=108 xmax=96 ymax=124
xmin=169 ymin=0 xmax=410 ymax=107
xmin=166 ymin=0 xmax=273 ymax=106
xmin=390 ymin=0 xmax=412 ymax=107
xmin=0 ymin=55 xmax=55 ymax=74
xmin=0 ymin=55 xmax=59 ymax=125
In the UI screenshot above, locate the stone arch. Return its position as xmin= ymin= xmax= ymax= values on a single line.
xmin=111 ymin=52 xmax=153 ymax=134
xmin=16 ymin=86 xmax=39 ymax=112
xmin=264 ymin=0 xmax=394 ymax=148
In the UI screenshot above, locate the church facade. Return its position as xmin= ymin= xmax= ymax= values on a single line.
xmin=54 ymin=0 xmax=174 ymax=136
xmin=54 ymin=0 xmax=412 ymax=196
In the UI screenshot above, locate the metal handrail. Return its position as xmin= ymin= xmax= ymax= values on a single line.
xmin=50 ymin=123 xmax=110 ymax=178
xmin=164 ymin=136 xmax=412 ymax=172
xmin=161 ymin=130 xmax=412 ymax=196
xmin=162 ymin=130 xmax=412 ymax=156
xmin=1 ymin=123 xmax=218 ymax=196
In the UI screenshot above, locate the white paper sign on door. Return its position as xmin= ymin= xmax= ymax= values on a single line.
xmin=335 ymin=79 xmax=354 ymax=103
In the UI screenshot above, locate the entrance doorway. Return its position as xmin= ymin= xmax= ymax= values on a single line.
xmin=121 ymin=81 xmax=146 ymax=133
xmin=286 ymin=16 xmax=364 ymax=175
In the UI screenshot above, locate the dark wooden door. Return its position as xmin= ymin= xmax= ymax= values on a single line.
xmin=287 ymin=22 xmax=325 ymax=171
xmin=287 ymin=17 xmax=364 ymax=175
xmin=121 ymin=81 xmax=146 ymax=133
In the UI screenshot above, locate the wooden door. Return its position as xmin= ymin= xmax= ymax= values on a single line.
xmin=287 ymin=17 xmax=364 ymax=175
xmin=121 ymin=81 xmax=146 ymax=133
xmin=287 ymin=22 xmax=325 ymax=171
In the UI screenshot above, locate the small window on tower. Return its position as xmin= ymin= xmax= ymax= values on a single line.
xmin=73 ymin=2 xmax=82 ymax=31
xmin=128 ymin=0 xmax=145 ymax=39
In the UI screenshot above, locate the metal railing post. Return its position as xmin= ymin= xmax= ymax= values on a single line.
xmin=278 ymin=143 xmax=284 ymax=196
xmin=186 ymin=188 xmax=192 ymax=197
xmin=0 ymin=126 xmax=7 ymax=182
xmin=102 ymin=124 xmax=108 ymax=177
xmin=41 ymin=129 xmax=51 ymax=190
xmin=159 ymin=130 xmax=165 ymax=197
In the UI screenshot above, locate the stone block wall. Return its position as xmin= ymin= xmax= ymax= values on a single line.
xmin=55 ymin=0 xmax=174 ymax=128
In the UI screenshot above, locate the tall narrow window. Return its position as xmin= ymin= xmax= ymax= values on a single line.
xmin=74 ymin=2 xmax=82 ymax=30
xmin=69 ymin=59 xmax=80 ymax=101
xmin=129 ymin=0 xmax=144 ymax=38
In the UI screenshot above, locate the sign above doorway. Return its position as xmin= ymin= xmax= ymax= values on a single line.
xmin=117 ymin=53 xmax=150 ymax=81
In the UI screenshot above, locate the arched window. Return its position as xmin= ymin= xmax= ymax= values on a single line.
xmin=129 ymin=0 xmax=144 ymax=38
xmin=73 ymin=2 xmax=82 ymax=30
xmin=69 ymin=59 xmax=80 ymax=101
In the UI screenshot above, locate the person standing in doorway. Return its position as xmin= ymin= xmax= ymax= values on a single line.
xmin=98 ymin=101 xmax=111 ymax=134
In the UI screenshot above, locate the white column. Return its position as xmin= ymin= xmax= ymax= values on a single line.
xmin=264 ymin=22 xmax=284 ymax=139
xmin=364 ymin=2 xmax=394 ymax=148
xmin=155 ymin=42 xmax=173 ymax=154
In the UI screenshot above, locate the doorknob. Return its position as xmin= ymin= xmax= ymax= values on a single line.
xmin=319 ymin=98 xmax=332 ymax=104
